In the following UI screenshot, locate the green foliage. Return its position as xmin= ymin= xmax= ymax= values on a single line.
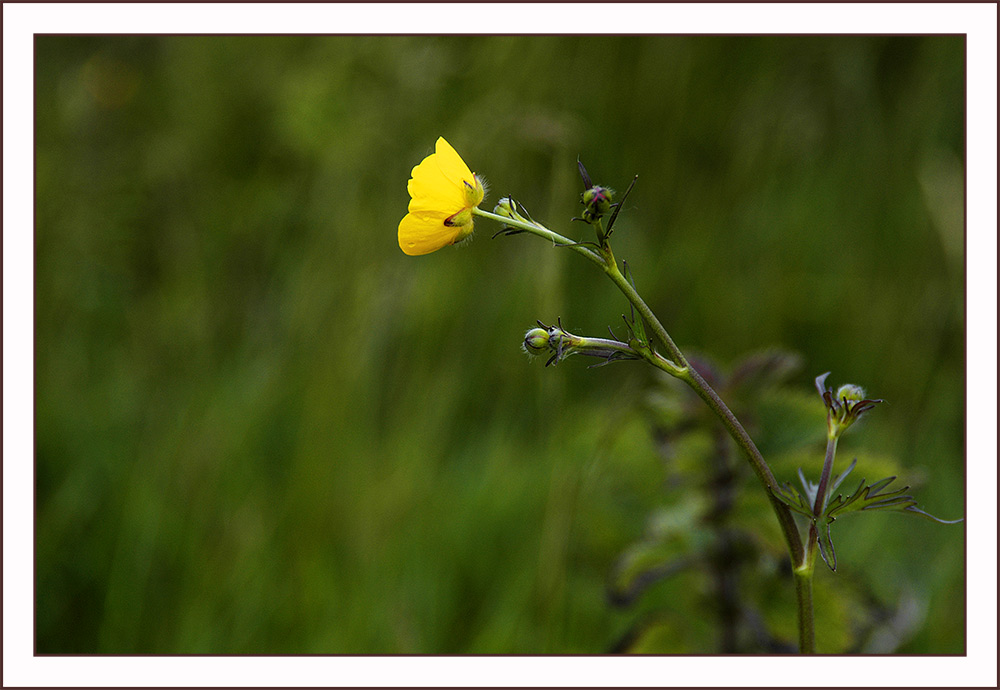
xmin=622 ymin=352 xmax=960 ymax=652
xmin=35 ymin=35 xmax=963 ymax=653
xmin=774 ymin=456 xmax=962 ymax=572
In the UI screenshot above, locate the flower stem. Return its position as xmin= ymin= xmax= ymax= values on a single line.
xmin=791 ymin=434 xmax=839 ymax=654
xmin=480 ymin=208 xmax=812 ymax=651
xmin=794 ymin=558 xmax=816 ymax=654
xmin=602 ymin=257 xmax=805 ymax=568
xmin=813 ymin=435 xmax=839 ymax=517
xmin=472 ymin=208 xmax=605 ymax=267
xmin=616 ymin=269 xmax=814 ymax=653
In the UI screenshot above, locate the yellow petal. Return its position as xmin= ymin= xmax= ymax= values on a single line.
xmin=408 ymin=151 xmax=465 ymax=212
xmin=398 ymin=210 xmax=462 ymax=256
xmin=407 ymin=173 xmax=463 ymax=213
xmin=432 ymin=137 xmax=475 ymax=190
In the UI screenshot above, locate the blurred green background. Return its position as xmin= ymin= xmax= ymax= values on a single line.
xmin=35 ymin=35 xmax=964 ymax=654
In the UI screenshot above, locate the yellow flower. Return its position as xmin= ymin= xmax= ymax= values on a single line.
xmin=398 ymin=137 xmax=485 ymax=256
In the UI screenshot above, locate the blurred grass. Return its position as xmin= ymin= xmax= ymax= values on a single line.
xmin=35 ymin=35 xmax=964 ymax=653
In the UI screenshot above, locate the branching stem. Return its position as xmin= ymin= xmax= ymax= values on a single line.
xmin=603 ymin=256 xmax=805 ymax=569
xmin=477 ymin=206 xmax=812 ymax=651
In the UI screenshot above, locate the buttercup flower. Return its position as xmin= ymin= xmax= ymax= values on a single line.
xmin=398 ymin=137 xmax=486 ymax=256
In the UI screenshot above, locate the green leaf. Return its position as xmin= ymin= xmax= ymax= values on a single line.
xmin=813 ymin=474 xmax=962 ymax=572
xmin=771 ymin=482 xmax=813 ymax=518
xmin=824 ymin=475 xmax=961 ymax=523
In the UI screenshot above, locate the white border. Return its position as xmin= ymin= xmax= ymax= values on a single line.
xmin=3 ymin=2 xmax=1000 ymax=35
xmin=4 ymin=3 xmax=997 ymax=688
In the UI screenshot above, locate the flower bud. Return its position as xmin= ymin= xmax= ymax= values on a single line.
xmin=835 ymin=384 xmax=866 ymax=404
xmin=523 ymin=327 xmax=551 ymax=355
xmin=494 ymin=197 xmax=518 ymax=220
xmin=522 ymin=320 xmax=641 ymax=367
xmin=581 ymin=185 xmax=614 ymax=221
xmin=816 ymin=373 xmax=882 ymax=440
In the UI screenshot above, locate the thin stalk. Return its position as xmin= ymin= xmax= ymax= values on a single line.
xmin=794 ymin=434 xmax=839 ymax=654
xmin=472 ymin=208 xmax=605 ymax=267
xmin=795 ymin=513 xmax=823 ymax=655
xmin=813 ymin=435 xmax=840 ymax=517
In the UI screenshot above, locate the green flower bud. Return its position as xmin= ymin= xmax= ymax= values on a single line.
xmin=523 ymin=327 xmax=550 ymax=355
xmin=581 ymin=185 xmax=614 ymax=221
xmin=522 ymin=319 xmax=642 ymax=367
xmin=816 ymin=373 xmax=882 ymax=440
xmin=835 ymin=383 xmax=866 ymax=403
xmin=494 ymin=197 xmax=517 ymax=219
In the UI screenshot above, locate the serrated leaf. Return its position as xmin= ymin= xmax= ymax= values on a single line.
xmin=824 ymin=475 xmax=962 ymax=523
xmin=815 ymin=474 xmax=962 ymax=573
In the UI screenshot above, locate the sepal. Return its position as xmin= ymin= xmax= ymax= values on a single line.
xmin=817 ymin=520 xmax=838 ymax=571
